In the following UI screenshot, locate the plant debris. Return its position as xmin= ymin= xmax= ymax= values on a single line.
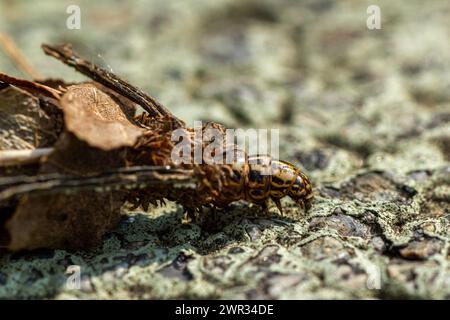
xmin=1 ymin=42 xmax=316 ymax=251
xmin=0 ymin=43 xmax=196 ymax=251
xmin=59 ymin=83 xmax=143 ymax=151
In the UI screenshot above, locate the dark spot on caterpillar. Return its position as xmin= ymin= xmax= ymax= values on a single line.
xmin=272 ymin=176 xmax=286 ymax=186
xmin=249 ymin=170 xmax=263 ymax=183
xmin=231 ymin=170 xmax=241 ymax=182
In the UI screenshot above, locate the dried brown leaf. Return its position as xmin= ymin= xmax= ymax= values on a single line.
xmin=6 ymin=191 xmax=125 ymax=250
xmin=42 ymin=132 xmax=127 ymax=175
xmin=0 ymin=86 xmax=62 ymax=150
xmin=0 ymin=43 xmax=190 ymax=252
xmin=60 ymin=83 xmax=143 ymax=150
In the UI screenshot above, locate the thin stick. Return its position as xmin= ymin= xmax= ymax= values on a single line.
xmin=0 ymin=148 xmax=53 ymax=166
xmin=0 ymin=166 xmax=196 ymax=201
xmin=42 ymin=43 xmax=185 ymax=127
xmin=0 ymin=72 xmax=62 ymax=100
xmin=0 ymin=33 xmax=43 ymax=80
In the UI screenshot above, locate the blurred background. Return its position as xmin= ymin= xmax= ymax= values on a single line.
xmin=1 ymin=0 xmax=448 ymax=183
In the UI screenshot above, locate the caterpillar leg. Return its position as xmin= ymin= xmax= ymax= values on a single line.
xmin=201 ymin=205 xmax=222 ymax=231
xmin=297 ymin=198 xmax=312 ymax=213
xmin=206 ymin=204 xmax=217 ymax=222
xmin=182 ymin=207 xmax=198 ymax=223
xmin=271 ymin=197 xmax=283 ymax=216
xmin=258 ymin=201 xmax=270 ymax=216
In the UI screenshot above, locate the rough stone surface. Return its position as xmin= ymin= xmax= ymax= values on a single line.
xmin=0 ymin=0 xmax=449 ymax=299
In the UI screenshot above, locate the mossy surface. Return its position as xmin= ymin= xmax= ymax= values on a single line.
xmin=0 ymin=0 xmax=449 ymax=299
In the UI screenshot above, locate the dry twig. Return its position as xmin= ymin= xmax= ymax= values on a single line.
xmin=42 ymin=44 xmax=185 ymax=126
xmin=0 ymin=72 xmax=62 ymax=100
xmin=0 ymin=148 xmax=53 ymax=167
xmin=0 ymin=33 xmax=43 ymax=80
xmin=0 ymin=166 xmax=195 ymax=201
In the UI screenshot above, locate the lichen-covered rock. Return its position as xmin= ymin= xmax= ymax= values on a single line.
xmin=0 ymin=0 xmax=449 ymax=299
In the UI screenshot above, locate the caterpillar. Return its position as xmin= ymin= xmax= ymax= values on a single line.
xmin=127 ymin=116 xmax=313 ymax=219
xmin=40 ymin=44 xmax=314 ymax=220
xmin=212 ymin=154 xmax=313 ymax=214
